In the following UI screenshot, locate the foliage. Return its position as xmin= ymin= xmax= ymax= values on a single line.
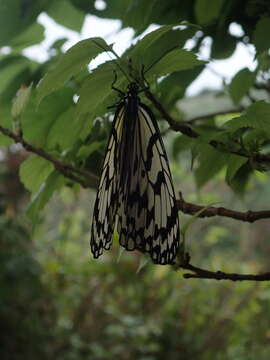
xmin=1 ymin=0 xmax=270 ymax=358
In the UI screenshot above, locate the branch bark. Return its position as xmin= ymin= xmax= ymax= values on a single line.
xmin=0 ymin=125 xmax=98 ymax=188
xmin=180 ymin=256 xmax=270 ymax=281
xmin=145 ymin=90 xmax=270 ymax=164
xmin=178 ymin=192 xmax=270 ymax=223
xmin=183 ymin=265 xmax=270 ymax=281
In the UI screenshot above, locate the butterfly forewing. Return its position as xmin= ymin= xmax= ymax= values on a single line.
xmin=91 ymin=84 xmax=180 ymax=264
xmin=90 ymin=107 xmax=124 ymax=258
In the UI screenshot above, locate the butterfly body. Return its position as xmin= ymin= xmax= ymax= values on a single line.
xmin=91 ymin=83 xmax=180 ymax=265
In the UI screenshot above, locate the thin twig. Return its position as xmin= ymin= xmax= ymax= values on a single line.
xmin=179 ymin=253 xmax=270 ymax=281
xmin=182 ymin=262 xmax=270 ymax=281
xmin=145 ymin=90 xmax=270 ymax=164
xmin=0 ymin=125 xmax=98 ymax=188
xmin=178 ymin=192 xmax=270 ymax=223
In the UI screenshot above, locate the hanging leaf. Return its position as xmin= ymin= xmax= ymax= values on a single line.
xmin=225 ymin=154 xmax=248 ymax=185
xmin=195 ymin=144 xmax=229 ymax=187
xmin=19 ymin=156 xmax=54 ymax=193
xmin=147 ymin=49 xmax=206 ymax=77
xmin=229 ymin=68 xmax=256 ymax=105
xmin=46 ymin=0 xmax=85 ymax=32
xmin=253 ymin=17 xmax=270 ymax=55
xmin=37 ymin=37 xmax=113 ymax=103
xmin=195 ymin=0 xmax=224 ymax=24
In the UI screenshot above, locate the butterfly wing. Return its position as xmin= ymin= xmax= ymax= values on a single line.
xmin=90 ymin=106 xmax=124 ymax=258
xmin=117 ymin=103 xmax=180 ymax=265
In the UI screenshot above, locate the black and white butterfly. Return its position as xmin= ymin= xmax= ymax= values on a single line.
xmin=90 ymin=82 xmax=180 ymax=265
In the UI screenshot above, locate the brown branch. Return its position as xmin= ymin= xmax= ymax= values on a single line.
xmin=145 ymin=90 xmax=270 ymax=164
xmin=177 ymin=192 xmax=270 ymax=223
xmin=145 ymin=90 xmax=198 ymax=138
xmin=182 ymin=263 xmax=270 ymax=281
xmin=0 ymin=125 xmax=98 ymax=188
xmin=179 ymin=254 xmax=270 ymax=281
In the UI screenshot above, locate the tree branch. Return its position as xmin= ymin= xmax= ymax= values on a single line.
xmin=0 ymin=125 xmax=98 ymax=188
xmin=145 ymin=90 xmax=198 ymax=138
xmin=180 ymin=255 xmax=270 ymax=281
xmin=182 ymin=264 xmax=270 ymax=281
xmin=145 ymin=90 xmax=270 ymax=164
xmin=179 ymin=253 xmax=270 ymax=281
xmin=178 ymin=192 xmax=270 ymax=223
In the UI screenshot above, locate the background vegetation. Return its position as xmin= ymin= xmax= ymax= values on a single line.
xmin=1 ymin=0 xmax=270 ymax=358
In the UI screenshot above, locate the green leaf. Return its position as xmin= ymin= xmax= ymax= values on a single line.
xmin=253 ymin=17 xmax=270 ymax=54
xmin=229 ymin=163 xmax=252 ymax=195
xmin=11 ymin=85 xmax=32 ymax=118
xmin=47 ymin=106 xmax=85 ymax=150
xmin=22 ymin=88 xmax=74 ymax=148
xmin=211 ymin=33 xmax=237 ymax=59
xmin=131 ymin=25 xmax=175 ymax=58
xmin=158 ymin=66 xmax=204 ymax=106
xmin=195 ymin=145 xmax=229 ymax=187
xmin=229 ymin=68 xmax=256 ymax=105
xmin=257 ymin=51 xmax=270 ymax=71
xmin=124 ymin=1 xmax=161 ymax=33
xmin=147 ymin=49 xmax=205 ymax=77
xmin=19 ymin=156 xmax=54 ymax=193
xmin=0 ymin=58 xmax=29 ymax=95
xmin=27 ymin=172 xmax=66 ymax=223
xmin=47 ymin=0 xmax=85 ymax=32
xmin=0 ymin=0 xmax=44 ymax=45
xmin=225 ymin=154 xmax=248 ymax=184
xmin=0 ymin=101 xmax=13 ymax=146
xmin=226 ymin=101 xmax=270 ymax=134
xmin=243 ymin=129 xmax=269 ymax=151
xmin=0 ymin=55 xmax=35 ymax=102
xmin=77 ymin=141 xmax=105 ymax=158
xmin=76 ymin=61 xmax=123 ymax=120
xmin=37 ymin=37 xmax=112 ymax=103
xmin=9 ymin=22 xmax=45 ymax=50
xmin=172 ymin=135 xmax=194 ymax=159
xmin=131 ymin=25 xmax=198 ymax=71
xmin=50 ymin=38 xmax=68 ymax=52
xmin=195 ymin=0 xmax=224 ymax=24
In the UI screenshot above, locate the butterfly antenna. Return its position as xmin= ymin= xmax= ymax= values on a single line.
xmin=111 ymin=70 xmax=125 ymax=96
xmin=138 ymin=65 xmax=150 ymax=93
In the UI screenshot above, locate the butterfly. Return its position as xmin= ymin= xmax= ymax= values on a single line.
xmin=90 ymin=81 xmax=180 ymax=265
